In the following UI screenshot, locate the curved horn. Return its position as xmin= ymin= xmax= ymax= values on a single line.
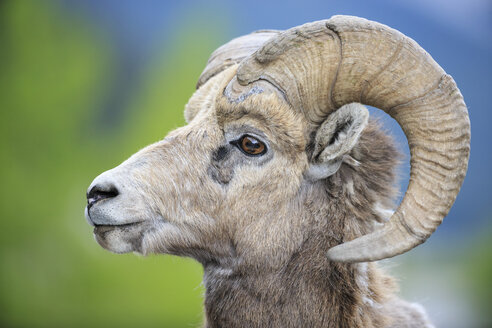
xmin=236 ymin=15 xmax=470 ymax=262
xmin=197 ymin=30 xmax=280 ymax=89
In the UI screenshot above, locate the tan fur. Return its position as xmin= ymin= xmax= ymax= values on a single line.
xmin=86 ymin=15 xmax=472 ymax=326
xmin=86 ymin=65 xmax=433 ymax=327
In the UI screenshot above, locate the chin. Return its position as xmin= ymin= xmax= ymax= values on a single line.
xmin=93 ymin=222 xmax=149 ymax=254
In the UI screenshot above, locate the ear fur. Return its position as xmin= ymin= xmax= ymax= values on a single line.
xmin=305 ymin=103 xmax=369 ymax=181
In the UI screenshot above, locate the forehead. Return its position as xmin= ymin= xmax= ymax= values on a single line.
xmin=215 ymin=91 xmax=308 ymax=154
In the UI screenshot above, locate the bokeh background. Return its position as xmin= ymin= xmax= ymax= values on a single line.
xmin=1 ymin=0 xmax=491 ymax=327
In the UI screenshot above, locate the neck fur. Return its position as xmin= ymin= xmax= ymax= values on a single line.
xmin=202 ymin=236 xmax=395 ymax=328
xmin=202 ymin=120 xmax=401 ymax=328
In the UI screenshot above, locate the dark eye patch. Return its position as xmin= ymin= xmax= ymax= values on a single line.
xmin=213 ymin=146 xmax=230 ymax=161
xmin=209 ymin=145 xmax=234 ymax=185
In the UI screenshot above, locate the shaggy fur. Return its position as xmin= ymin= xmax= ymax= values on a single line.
xmin=86 ymin=65 xmax=434 ymax=327
xmin=202 ymin=81 xmax=432 ymax=327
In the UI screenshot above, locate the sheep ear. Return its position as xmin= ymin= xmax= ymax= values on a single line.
xmin=305 ymin=103 xmax=369 ymax=181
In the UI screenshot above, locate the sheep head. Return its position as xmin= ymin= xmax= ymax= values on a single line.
xmin=85 ymin=16 xmax=470 ymax=265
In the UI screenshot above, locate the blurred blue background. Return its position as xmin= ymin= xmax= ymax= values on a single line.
xmin=1 ymin=0 xmax=490 ymax=327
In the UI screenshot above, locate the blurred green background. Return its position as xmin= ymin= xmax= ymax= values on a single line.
xmin=0 ymin=1 xmax=491 ymax=327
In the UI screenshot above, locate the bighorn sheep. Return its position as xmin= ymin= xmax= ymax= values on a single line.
xmin=85 ymin=16 xmax=470 ymax=327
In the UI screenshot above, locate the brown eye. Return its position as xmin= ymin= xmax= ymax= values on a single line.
xmin=239 ymin=135 xmax=266 ymax=156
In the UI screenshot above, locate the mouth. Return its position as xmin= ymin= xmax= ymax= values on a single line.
xmin=93 ymin=221 xmax=144 ymax=234
xmin=90 ymin=217 xmax=168 ymax=254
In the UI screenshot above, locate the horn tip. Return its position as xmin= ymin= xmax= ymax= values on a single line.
xmin=326 ymin=246 xmax=371 ymax=263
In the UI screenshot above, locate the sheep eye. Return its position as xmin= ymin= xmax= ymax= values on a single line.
xmin=236 ymin=135 xmax=266 ymax=156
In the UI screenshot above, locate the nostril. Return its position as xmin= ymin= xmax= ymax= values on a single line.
xmin=87 ymin=184 xmax=119 ymax=208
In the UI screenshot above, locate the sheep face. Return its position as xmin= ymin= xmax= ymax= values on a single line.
xmin=86 ymin=68 xmax=322 ymax=265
